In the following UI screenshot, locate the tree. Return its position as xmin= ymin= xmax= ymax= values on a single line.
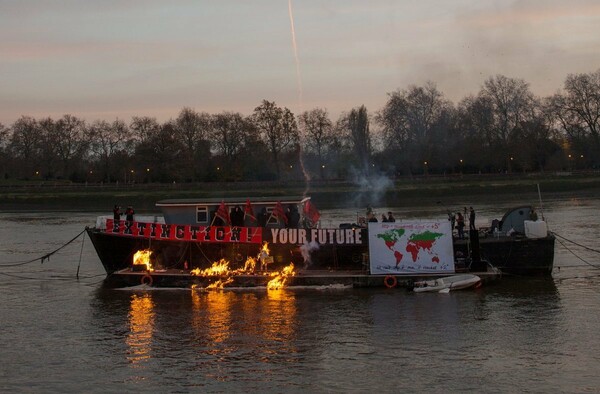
xmin=134 ymin=122 xmax=185 ymax=183
xmin=298 ymin=108 xmax=335 ymax=179
xmin=130 ymin=116 xmax=160 ymax=145
xmin=88 ymin=119 xmax=133 ymax=182
xmin=53 ymin=114 xmax=88 ymax=179
xmin=174 ymin=107 xmax=211 ymax=181
xmin=210 ymin=112 xmax=252 ymax=179
xmin=337 ymin=105 xmax=372 ymax=176
xmin=480 ymin=75 xmax=536 ymax=172
xmin=0 ymin=122 xmax=8 ymax=179
xmin=547 ymin=69 xmax=600 ymax=166
xmin=377 ymin=82 xmax=453 ymax=174
xmin=252 ymin=100 xmax=299 ymax=180
xmin=9 ymin=116 xmax=42 ymax=179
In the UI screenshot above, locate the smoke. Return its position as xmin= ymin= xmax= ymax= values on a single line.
xmin=350 ymin=168 xmax=393 ymax=208
xmin=299 ymin=240 xmax=320 ymax=269
xmin=288 ymin=0 xmax=311 ymax=197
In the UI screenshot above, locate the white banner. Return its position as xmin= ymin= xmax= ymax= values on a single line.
xmin=368 ymin=221 xmax=455 ymax=274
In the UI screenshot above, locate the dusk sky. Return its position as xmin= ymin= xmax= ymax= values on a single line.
xmin=1 ymin=0 xmax=599 ymax=126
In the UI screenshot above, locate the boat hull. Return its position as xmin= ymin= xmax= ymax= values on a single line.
xmin=87 ymin=226 xmax=555 ymax=277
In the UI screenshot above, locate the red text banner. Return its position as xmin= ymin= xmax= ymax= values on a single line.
xmin=106 ymin=220 xmax=262 ymax=243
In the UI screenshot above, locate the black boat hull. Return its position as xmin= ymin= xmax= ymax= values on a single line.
xmin=87 ymin=226 xmax=555 ymax=277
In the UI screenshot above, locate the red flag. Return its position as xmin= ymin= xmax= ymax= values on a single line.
xmin=273 ymin=201 xmax=288 ymax=224
xmin=303 ymin=200 xmax=321 ymax=224
xmin=244 ymin=199 xmax=256 ymax=221
xmin=216 ymin=201 xmax=230 ymax=225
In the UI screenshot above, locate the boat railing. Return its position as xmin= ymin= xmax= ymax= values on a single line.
xmin=94 ymin=215 xmax=165 ymax=230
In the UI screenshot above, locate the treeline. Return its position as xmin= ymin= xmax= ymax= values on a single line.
xmin=0 ymin=70 xmax=598 ymax=183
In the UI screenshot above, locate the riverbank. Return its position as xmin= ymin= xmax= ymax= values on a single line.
xmin=1 ymin=172 xmax=599 ymax=212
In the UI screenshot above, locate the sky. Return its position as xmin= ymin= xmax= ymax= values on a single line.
xmin=1 ymin=0 xmax=600 ymax=126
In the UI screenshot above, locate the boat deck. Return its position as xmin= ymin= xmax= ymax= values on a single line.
xmin=105 ymin=268 xmax=501 ymax=289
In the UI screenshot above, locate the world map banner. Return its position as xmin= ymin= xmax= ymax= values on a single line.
xmin=368 ymin=221 xmax=455 ymax=274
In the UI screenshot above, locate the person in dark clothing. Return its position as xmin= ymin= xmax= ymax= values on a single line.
xmin=381 ymin=214 xmax=388 ymax=222
xmin=456 ymin=212 xmax=465 ymax=239
xmin=286 ymin=205 xmax=300 ymax=228
xmin=257 ymin=207 xmax=268 ymax=227
xmin=113 ymin=205 xmax=122 ymax=221
xmin=231 ymin=206 xmax=244 ymax=227
xmin=125 ymin=206 xmax=135 ymax=222
xmin=387 ymin=212 xmax=396 ymax=222
xmin=469 ymin=206 xmax=476 ymax=231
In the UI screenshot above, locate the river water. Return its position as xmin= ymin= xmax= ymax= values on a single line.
xmin=0 ymin=196 xmax=599 ymax=393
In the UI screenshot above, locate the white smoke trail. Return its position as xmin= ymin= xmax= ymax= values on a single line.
xmin=288 ymin=0 xmax=311 ymax=197
xmin=288 ymin=0 xmax=303 ymax=109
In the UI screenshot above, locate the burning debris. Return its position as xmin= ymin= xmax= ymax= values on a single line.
xmin=267 ymin=263 xmax=295 ymax=290
xmin=183 ymin=242 xmax=296 ymax=290
xmin=133 ymin=249 xmax=153 ymax=271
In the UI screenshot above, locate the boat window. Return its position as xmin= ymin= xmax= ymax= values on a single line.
xmin=196 ymin=206 xmax=208 ymax=223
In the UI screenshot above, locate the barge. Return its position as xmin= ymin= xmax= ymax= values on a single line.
xmin=86 ymin=197 xmax=553 ymax=288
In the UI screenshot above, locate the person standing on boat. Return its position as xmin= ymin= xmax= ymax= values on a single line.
xmin=387 ymin=212 xmax=396 ymax=222
xmin=381 ymin=214 xmax=388 ymax=222
xmin=113 ymin=205 xmax=122 ymax=222
xmin=529 ymin=208 xmax=538 ymax=221
xmin=469 ymin=207 xmax=476 ymax=230
xmin=125 ymin=206 xmax=135 ymax=223
xmin=456 ymin=212 xmax=465 ymax=239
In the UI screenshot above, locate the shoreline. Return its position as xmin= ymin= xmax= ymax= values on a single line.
xmin=1 ymin=173 xmax=599 ymax=212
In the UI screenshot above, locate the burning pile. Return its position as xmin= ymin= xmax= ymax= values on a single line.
xmin=185 ymin=242 xmax=296 ymax=289
xmin=132 ymin=249 xmax=153 ymax=272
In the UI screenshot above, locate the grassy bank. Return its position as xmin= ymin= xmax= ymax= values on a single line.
xmin=0 ymin=173 xmax=598 ymax=212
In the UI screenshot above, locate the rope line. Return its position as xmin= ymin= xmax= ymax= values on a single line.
xmin=0 ymin=229 xmax=86 ymax=267
xmin=554 ymin=232 xmax=600 ymax=254
xmin=555 ymin=237 xmax=600 ymax=270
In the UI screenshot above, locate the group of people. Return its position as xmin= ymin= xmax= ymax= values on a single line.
xmin=450 ymin=206 xmax=476 ymax=239
xmin=365 ymin=206 xmax=396 ymax=223
xmin=113 ymin=205 xmax=135 ymax=222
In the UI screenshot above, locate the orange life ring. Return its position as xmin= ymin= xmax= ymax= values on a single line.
xmin=384 ymin=275 xmax=397 ymax=288
xmin=141 ymin=274 xmax=153 ymax=286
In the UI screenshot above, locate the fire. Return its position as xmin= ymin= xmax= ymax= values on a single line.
xmin=190 ymin=259 xmax=230 ymax=276
xmin=133 ymin=249 xmax=153 ymax=271
xmin=207 ymin=277 xmax=234 ymax=289
xmin=267 ymin=263 xmax=295 ymax=290
xmin=243 ymin=256 xmax=257 ymax=272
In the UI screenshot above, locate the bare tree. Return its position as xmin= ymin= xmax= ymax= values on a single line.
xmin=88 ymin=119 xmax=132 ymax=182
xmin=175 ymin=107 xmax=211 ymax=181
xmin=338 ymin=105 xmax=372 ymax=176
xmin=210 ymin=112 xmax=253 ymax=178
xmin=252 ymin=100 xmax=299 ymax=180
xmin=298 ymin=108 xmax=335 ymax=179
xmin=547 ymin=69 xmax=600 ymax=166
xmin=9 ymin=116 xmax=42 ymax=179
xmin=53 ymin=114 xmax=88 ymax=179
xmin=130 ymin=116 xmax=160 ymax=145
xmin=480 ymin=75 xmax=536 ymax=172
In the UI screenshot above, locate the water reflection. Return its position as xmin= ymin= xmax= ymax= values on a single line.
xmin=126 ymin=294 xmax=155 ymax=366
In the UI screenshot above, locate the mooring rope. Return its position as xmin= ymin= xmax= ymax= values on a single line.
xmin=0 ymin=229 xmax=86 ymax=267
xmin=553 ymin=232 xmax=600 ymax=254
xmin=554 ymin=237 xmax=600 ymax=270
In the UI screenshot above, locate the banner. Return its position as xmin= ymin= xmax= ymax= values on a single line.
xmin=106 ymin=219 xmax=262 ymax=243
xmin=368 ymin=221 xmax=455 ymax=274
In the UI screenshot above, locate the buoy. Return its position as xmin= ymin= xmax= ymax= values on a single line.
xmin=141 ymin=274 xmax=153 ymax=286
xmin=384 ymin=275 xmax=397 ymax=288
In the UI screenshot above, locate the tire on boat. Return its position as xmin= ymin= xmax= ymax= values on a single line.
xmin=141 ymin=274 xmax=153 ymax=286
xmin=384 ymin=275 xmax=397 ymax=288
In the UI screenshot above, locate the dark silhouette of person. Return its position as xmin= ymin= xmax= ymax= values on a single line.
xmin=258 ymin=207 xmax=268 ymax=227
xmin=469 ymin=207 xmax=476 ymax=231
xmin=456 ymin=212 xmax=465 ymax=239
xmin=529 ymin=208 xmax=538 ymax=221
xmin=286 ymin=205 xmax=300 ymax=228
xmin=231 ymin=206 xmax=244 ymax=227
xmin=387 ymin=212 xmax=396 ymax=222
xmin=125 ymin=206 xmax=135 ymax=222
xmin=381 ymin=214 xmax=388 ymax=222
xmin=113 ymin=205 xmax=122 ymax=221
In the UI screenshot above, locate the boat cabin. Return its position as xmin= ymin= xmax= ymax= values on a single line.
xmin=155 ymin=196 xmax=311 ymax=228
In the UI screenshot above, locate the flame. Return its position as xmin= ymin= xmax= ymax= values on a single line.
xmin=243 ymin=256 xmax=257 ymax=272
xmin=261 ymin=242 xmax=270 ymax=255
xmin=191 ymin=259 xmax=230 ymax=276
xmin=133 ymin=249 xmax=153 ymax=271
xmin=207 ymin=277 xmax=234 ymax=289
xmin=267 ymin=263 xmax=295 ymax=290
